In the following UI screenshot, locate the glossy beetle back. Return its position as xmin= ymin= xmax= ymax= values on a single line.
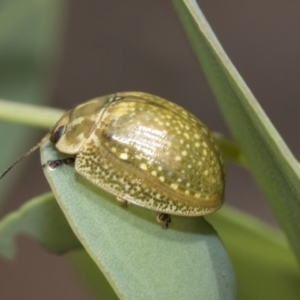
xmin=50 ymin=92 xmax=225 ymax=216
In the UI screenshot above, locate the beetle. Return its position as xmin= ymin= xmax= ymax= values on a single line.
xmin=1 ymin=92 xmax=225 ymax=227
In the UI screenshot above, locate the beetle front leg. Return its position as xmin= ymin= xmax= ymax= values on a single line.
xmin=42 ymin=157 xmax=75 ymax=170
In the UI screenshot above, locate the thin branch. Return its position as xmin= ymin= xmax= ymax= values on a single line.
xmin=0 ymin=99 xmax=64 ymax=129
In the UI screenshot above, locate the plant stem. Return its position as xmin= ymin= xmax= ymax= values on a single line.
xmin=0 ymin=99 xmax=64 ymax=129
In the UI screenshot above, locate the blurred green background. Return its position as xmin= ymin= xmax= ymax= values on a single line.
xmin=0 ymin=1 xmax=299 ymax=299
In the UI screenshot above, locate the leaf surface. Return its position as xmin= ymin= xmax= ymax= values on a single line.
xmin=0 ymin=192 xmax=81 ymax=259
xmin=41 ymin=141 xmax=236 ymax=300
xmin=207 ymin=207 xmax=300 ymax=300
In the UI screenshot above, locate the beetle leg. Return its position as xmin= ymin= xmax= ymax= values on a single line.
xmin=116 ymin=197 xmax=128 ymax=207
xmin=42 ymin=157 xmax=75 ymax=170
xmin=157 ymin=213 xmax=171 ymax=228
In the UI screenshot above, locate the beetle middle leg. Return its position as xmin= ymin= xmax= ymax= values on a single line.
xmin=157 ymin=213 xmax=171 ymax=228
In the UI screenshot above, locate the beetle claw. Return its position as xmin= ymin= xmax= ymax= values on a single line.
xmin=157 ymin=213 xmax=171 ymax=228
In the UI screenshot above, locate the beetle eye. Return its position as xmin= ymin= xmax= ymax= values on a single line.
xmin=50 ymin=125 xmax=65 ymax=144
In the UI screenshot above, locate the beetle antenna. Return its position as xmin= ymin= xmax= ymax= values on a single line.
xmin=0 ymin=133 xmax=50 ymax=180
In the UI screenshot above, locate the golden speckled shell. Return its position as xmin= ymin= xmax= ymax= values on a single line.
xmin=50 ymin=92 xmax=225 ymax=216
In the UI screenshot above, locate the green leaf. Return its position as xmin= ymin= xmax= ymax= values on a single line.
xmin=0 ymin=192 xmax=81 ymax=260
xmin=70 ymin=250 xmax=120 ymax=300
xmin=72 ymin=206 xmax=300 ymax=300
xmin=172 ymin=0 xmax=300 ymax=265
xmin=0 ymin=0 xmax=67 ymax=202
xmin=71 ymin=206 xmax=300 ymax=300
xmin=207 ymin=206 xmax=300 ymax=300
xmin=41 ymin=141 xmax=236 ymax=300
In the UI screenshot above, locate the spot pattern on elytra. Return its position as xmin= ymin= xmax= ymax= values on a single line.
xmin=54 ymin=92 xmax=225 ymax=216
